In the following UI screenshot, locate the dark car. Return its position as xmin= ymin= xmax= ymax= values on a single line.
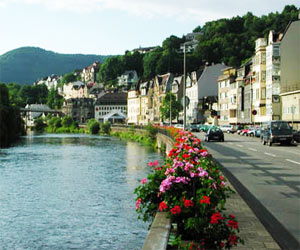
xmin=293 ymin=130 xmax=300 ymax=143
xmin=188 ymin=124 xmax=199 ymax=132
xmin=261 ymin=120 xmax=293 ymax=146
xmin=205 ymin=127 xmax=224 ymax=142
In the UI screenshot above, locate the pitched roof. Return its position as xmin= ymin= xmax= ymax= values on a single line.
xmin=95 ymin=92 xmax=127 ymax=105
xmin=197 ymin=64 xmax=227 ymax=99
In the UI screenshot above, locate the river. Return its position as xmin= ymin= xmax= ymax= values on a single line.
xmin=0 ymin=133 xmax=163 ymax=249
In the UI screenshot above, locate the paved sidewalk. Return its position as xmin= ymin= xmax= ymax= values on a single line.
xmin=225 ymin=181 xmax=281 ymax=250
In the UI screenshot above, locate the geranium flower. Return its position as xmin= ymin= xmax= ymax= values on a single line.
xmin=140 ymin=178 xmax=147 ymax=184
xmin=135 ymin=198 xmax=142 ymax=210
xmin=200 ymin=195 xmax=210 ymax=205
xmin=210 ymin=212 xmax=224 ymax=224
xmin=170 ymin=205 xmax=181 ymax=214
xmin=227 ymin=220 xmax=238 ymax=229
xmin=228 ymin=234 xmax=238 ymax=246
xmin=159 ymin=201 xmax=168 ymax=212
xmin=183 ymin=198 xmax=194 ymax=208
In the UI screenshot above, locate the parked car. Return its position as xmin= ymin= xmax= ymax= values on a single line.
xmin=247 ymin=127 xmax=256 ymax=136
xmin=293 ymin=130 xmax=300 ymax=143
xmin=219 ymin=125 xmax=236 ymax=134
xmin=174 ymin=124 xmax=183 ymax=129
xmin=255 ymin=127 xmax=261 ymax=138
xmin=261 ymin=120 xmax=293 ymax=146
xmin=240 ymin=128 xmax=250 ymax=136
xmin=204 ymin=127 xmax=224 ymax=142
xmin=188 ymin=124 xmax=199 ymax=132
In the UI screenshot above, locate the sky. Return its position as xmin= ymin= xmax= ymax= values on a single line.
xmin=0 ymin=0 xmax=299 ymax=56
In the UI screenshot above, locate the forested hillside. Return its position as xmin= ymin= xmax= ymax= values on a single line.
xmin=0 ymin=47 xmax=110 ymax=84
xmin=97 ymin=5 xmax=299 ymax=86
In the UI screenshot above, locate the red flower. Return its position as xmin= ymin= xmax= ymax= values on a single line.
xmin=219 ymin=175 xmax=224 ymax=181
xmin=200 ymin=195 xmax=210 ymax=205
xmin=220 ymin=242 xmax=225 ymax=248
xmin=159 ymin=201 xmax=168 ymax=212
xmin=229 ymin=214 xmax=235 ymax=219
xmin=210 ymin=212 xmax=224 ymax=224
xmin=227 ymin=220 xmax=239 ymax=229
xmin=170 ymin=205 xmax=181 ymax=215
xmin=183 ymin=199 xmax=194 ymax=208
xmin=182 ymin=153 xmax=190 ymax=159
xmin=228 ymin=234 xmax=237 ymax=246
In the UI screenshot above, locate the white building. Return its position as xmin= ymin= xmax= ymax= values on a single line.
xmin=266 ymin=31 xmax=282 ymax=121
xmin=95 ymin=92 xmax=127 ymax=123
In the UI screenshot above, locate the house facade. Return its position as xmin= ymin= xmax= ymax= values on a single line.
xmin=94 ymin=92 xmax=127 ymax=124
xmin=252 ymin=38 xmax=267 ymax=123
xmin=280 ymin=19 xmax=300 ymax=129
xmin=62 ymin=98 xmax=94 ymax=124
xmin=81 ymin=62 xmax=100 ymax=83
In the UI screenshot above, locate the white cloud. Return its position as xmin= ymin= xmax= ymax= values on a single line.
xmin=0 ymin=0 xmax=297 ymax=23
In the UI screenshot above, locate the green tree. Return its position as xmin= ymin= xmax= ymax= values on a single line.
xmin=87 ymin=119 xmax=100 ymax=134
xmin=34 ymin=117 xmax=46 ymax=131
xmin=98 ymin=56 xmax=124 ymax=85
xmin=159 ymin=92 xmax=182 ymax=122
xmin=100 ymin=121 xmax=111 ymax=134
xmin=0 ymin=83 xmax=23 ymax=147
xmin=61 ymin=72 xmax=77 ymax=84
xmin=62 ymin=115 xmax=73 ymax=127
xmin=47 ymin=87 xmax=64 ymax=109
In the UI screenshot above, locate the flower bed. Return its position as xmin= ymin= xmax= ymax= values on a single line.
xmin=135 ymin=129 xmax=243 ymax=249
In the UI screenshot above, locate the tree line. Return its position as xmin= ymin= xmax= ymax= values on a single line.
xmin=97 ymin=5 xmax=299 ymax=87
xmin=0 ymin=84 xmax=24 ymax=147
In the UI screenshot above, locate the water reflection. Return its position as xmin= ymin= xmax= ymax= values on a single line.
xmin=0 ymin=133 xmax=163 ymax=249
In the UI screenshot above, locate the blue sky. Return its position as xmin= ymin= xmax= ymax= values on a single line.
xmin=0 ymin=0 xmax=298 ymax=56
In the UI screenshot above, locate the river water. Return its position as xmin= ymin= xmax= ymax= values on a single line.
xmin=0 ymin=133 xmax=163 ymax=250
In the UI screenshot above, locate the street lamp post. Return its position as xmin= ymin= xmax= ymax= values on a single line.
xmin=169 ymin=94 xmax=172 ymax=126
xmin=183 ymin=43 xmax=187 ymax=130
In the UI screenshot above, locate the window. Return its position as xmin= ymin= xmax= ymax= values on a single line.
xmin=261 ymin=88 xmax=266 ymax=99
xmin=256 ymin=89 xmax=259 ymax=100
xmin=261 ymin=71 xmax=266 ymax=82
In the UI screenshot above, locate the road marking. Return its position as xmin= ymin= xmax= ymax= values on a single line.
xmin=264 ymin=152 xmax=276 ymax=157
xmin=237 ymin=144 xmax=243 ymax=148
xmin=285 ymin=159 xmax=300 ymax=165
xmin=249 ymin=148 xmax=257 ymax=152
xmin=228 ymin=142 xmax=233 ymax=145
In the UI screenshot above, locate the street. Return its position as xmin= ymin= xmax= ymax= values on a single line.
xmin=195 ymin=132 xmax=300 ymax=249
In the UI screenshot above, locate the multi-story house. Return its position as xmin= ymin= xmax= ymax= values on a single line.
xmin=152 ymin=73 xmax=173 ymax=124
xmin=186 ymin=70 xmax=202 ymax=124
xmin=62 ymin=98 xmax=94 ymax=124
xmin=95 ymin=92 xmax=127 ymax=123
xmin=252 ymin=38 xmax=267 ymax=123
xmin=266 ymin=30 xmax=282 ymax=121
xmin=117 ymin=70 xmax=138 ymax=90
xmin=218 ymin=67 xmax=236 ymax=125
xmin=63 ymin=81 xmax=89 ymax=100
xmin=279 ymin=19 xmax=300 ymax=129
xmin=127 ymin=84 xmax=140 ymax=125
xmin=139 ymin=81 xmax=151 ymax=125
xmin=236 ymin=59 xmax=253 ymax=125
xmin=81 ymin=62 xmax=100 ymax=83
xmin=197 ymin=63 xmax=227 ymax=124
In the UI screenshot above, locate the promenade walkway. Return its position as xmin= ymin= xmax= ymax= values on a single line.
xmin=225 ymin=181 xmax=281 ymax=250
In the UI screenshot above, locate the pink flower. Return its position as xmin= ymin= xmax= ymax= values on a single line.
xmin=141 ymin=178 xmax=147 ymax=184
xmin=135 ymin=198 xmax=142 ymax=210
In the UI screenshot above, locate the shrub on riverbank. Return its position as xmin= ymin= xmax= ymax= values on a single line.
xmin=135 ymin=130 xmax=243 ymax=249
xmin=87 ymin=119 xmax=100 ymax=134
xmin=110 ymin=130 xmax=156 ymax=148
xmin=45 ymin=115 xmax=84 ymax=133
